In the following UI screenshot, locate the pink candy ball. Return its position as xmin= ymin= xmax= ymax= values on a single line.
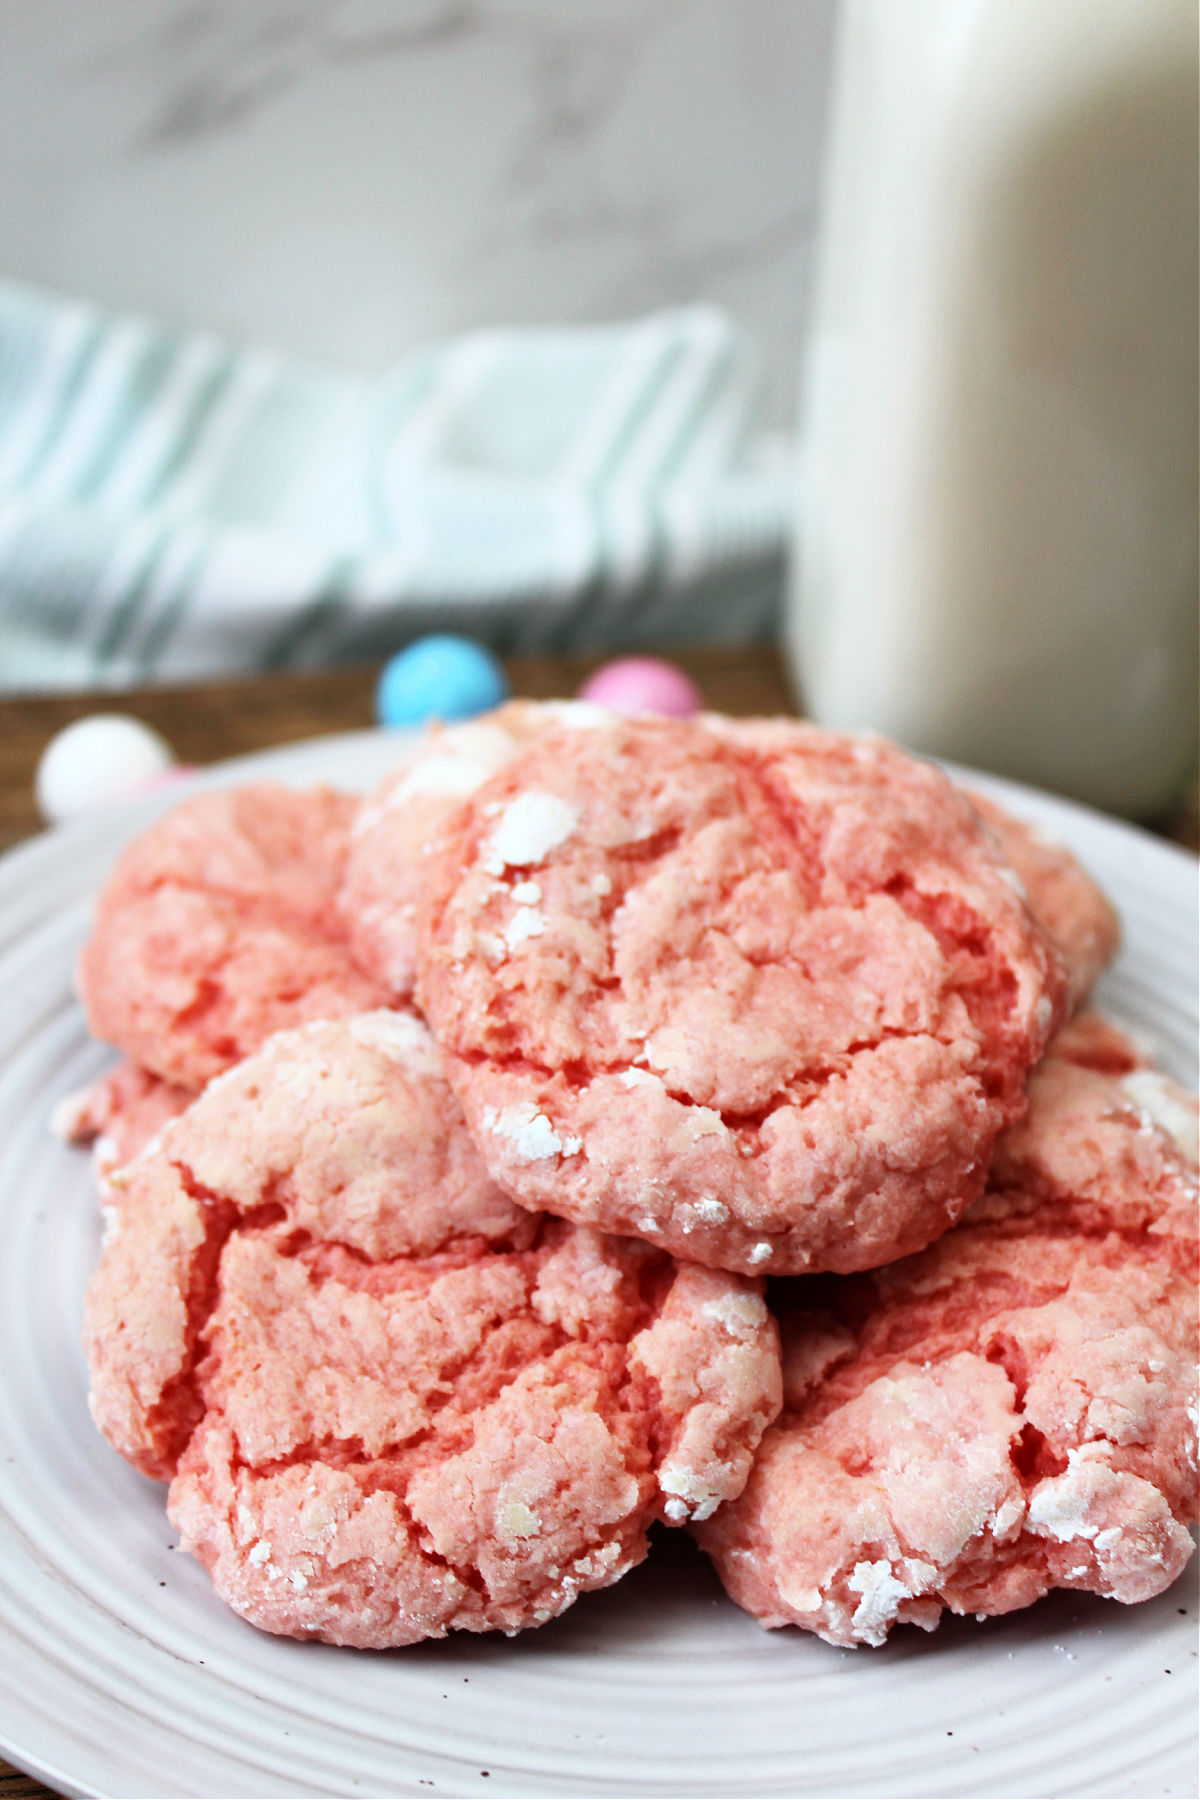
xmin=578 ymin=657 xmax=702 ymax=717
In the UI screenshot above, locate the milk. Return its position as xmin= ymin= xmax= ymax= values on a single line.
xmin=789 ymin=0 xmax=1198 ymax=816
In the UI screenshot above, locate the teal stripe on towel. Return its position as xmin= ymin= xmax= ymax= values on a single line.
xmin=8 ymin=320 xmax=105 ymax=491
xmin=70 ymin=333 xmax=179 ymax=505
xmin=0 ymin=284 xmax=789 ymax=691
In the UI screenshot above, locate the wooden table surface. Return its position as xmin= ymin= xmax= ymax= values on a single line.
xmin=0 ymin=643 xmax=1193 ymax=1800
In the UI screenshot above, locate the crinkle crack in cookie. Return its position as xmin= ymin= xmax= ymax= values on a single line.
xmin=417 ymin=715 xmax=1066 ymax=1275
xmin=84 ymin=1013 xmax=781 ymax=1648
xmin=693 ymin=1022 xmax=1199 ymax=1646
xmin=78 ymin=784 xmax=391 ymax=1088
xmin=343 ymin=706 xmax=1115 ymax=1015
xmin=341 ymin=700 xmax=610 ymax=998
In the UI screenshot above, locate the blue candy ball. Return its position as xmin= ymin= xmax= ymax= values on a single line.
xmin=376 ymin=635 xmax=509 ymax=729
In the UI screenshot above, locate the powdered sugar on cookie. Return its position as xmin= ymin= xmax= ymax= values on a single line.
xmin=693 ymin=1028 xmax=1198 ymax=1645
xmin=418 ymin=715 xmax=1066 ymax=1275
xmin=84 ymin=1015 xmax=780 ymax=1648
xmin=341 ymin=702 xmax=605 ymax=998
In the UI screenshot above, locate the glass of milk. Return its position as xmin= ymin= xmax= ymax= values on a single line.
xmin=788 ymin=0 xmax=1197 ymax=816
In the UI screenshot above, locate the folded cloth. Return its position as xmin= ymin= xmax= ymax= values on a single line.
xmin=0 ymin=280 xmax=793 ymax=692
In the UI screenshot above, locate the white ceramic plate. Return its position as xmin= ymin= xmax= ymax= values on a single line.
xmin=0 ymin=733 xmax=1196 ymax=1800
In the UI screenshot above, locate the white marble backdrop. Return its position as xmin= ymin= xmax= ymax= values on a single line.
xmin=0 ymin=0 xmax=834 ymax=428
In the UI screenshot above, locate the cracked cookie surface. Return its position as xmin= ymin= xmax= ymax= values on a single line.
xmin=84 ymin=1013 xmax=781 ymax=1647
xmin=341 ymin=700 xmax=609 ymax=999
xmin=416 ymin=715 xmax=1066 ymax=1274
xmin=78 ymin=784 xmax=390 ymax=1088
xmin=344 ymin=708 xmax=1114 ymax=1015
xmin=693 ymin=1022 xmax=1198 ymax=1645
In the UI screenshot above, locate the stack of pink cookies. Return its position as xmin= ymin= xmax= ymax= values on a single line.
xmin=65 ymin=704 xmax=1198 ymax=1652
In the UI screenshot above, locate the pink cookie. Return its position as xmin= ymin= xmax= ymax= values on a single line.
xmin=416 ymin=714 xmax=1066 ymax=1275
xmin=85 ymin=1013 xmax=781 ymax=1648
xmin=713 ymin=719 xmax=1117 ymax=1013
xmin=78 ymin=784 xmax=391 ymax=1087
xmin=1044 ymin=1008 xmax=1152 ymax=1074
xmin=344 ymin=707 xmax=1110 ymax=1013
xmin=54 ymin=1061 xmax=196 ymax=1199
xmin=341 ymin=700 xmax=610 ymax=998
xmin=967 ymin=791 xmax=1119 ymax=1009
xmin=693 ymin=1024 xmax=1198 ymax=1646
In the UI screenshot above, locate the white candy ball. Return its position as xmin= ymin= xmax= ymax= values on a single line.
xmin=36 ymin=714 xmax=176 ymax=824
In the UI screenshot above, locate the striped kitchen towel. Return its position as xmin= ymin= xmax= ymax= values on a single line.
xmin=0 ymin=280 xmax=793 ymax=692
